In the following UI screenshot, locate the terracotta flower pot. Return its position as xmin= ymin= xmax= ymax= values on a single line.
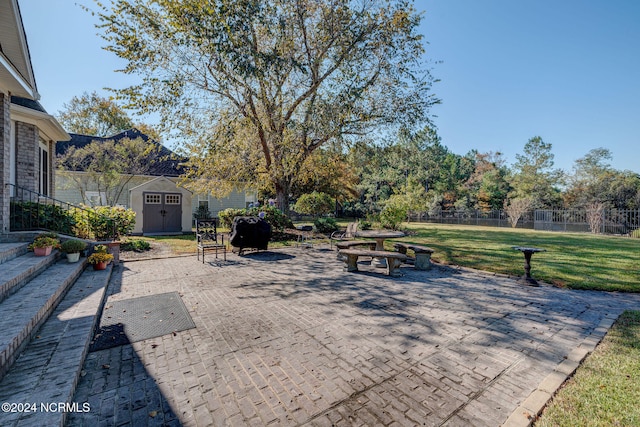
xmin=92 ymin=261 xmax=108 ymax=270
xmin=33 ymin=246 xmax=53 ymax=256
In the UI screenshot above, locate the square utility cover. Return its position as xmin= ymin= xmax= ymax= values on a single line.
xmin=90 ymin=291 xmax=195 ymax=351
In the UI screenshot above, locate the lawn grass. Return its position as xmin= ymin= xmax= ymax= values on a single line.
xmin=536 ymin=311 xmax=640 ymax=426
xmin=131 ymin=234 xmax=197 ymax=254
xmin=131 ymin=222 xmax=640 ymax=292
xmin=396 ymin=223 xmax=640 ymax=292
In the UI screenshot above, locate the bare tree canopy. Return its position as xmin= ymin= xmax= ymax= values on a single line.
xmin=92 ymin=0 xmax=438 ymax=211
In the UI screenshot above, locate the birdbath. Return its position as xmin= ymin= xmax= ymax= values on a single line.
xmin=512 ymin=246 xmax=546 ymax=286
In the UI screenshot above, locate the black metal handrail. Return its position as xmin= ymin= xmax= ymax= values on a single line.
xmin=7 ymin=183 xmax=118 ymax=240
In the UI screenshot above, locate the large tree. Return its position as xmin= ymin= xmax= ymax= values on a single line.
xmin=92 ymin=0 xmax=437 ymax=213
xmin=57 ymin=91 xmax=162 ymax=141
xmin=349 ymin=126 xmax=448 ymax=214
xmin=564 ymin=148 xmax=614 ymax=208
xmin=57 ymin=91 xmax=134 ymax=137
xmin=509 ymin=136 xmax=563 ymax=208
xmin=464 ymin=151 xmax=510 ymax=211
xmin=564 ymin=148 xmax=640 ymax=209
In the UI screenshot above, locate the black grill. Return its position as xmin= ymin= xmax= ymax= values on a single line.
xmin=229 ymin=216 xmax=272 ymax=253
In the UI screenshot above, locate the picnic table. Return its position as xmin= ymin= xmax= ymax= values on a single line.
xmin=354 ymin=230 xmax=405 ymax=267
xmin=512 ymin=246 xmax=546 ymax=285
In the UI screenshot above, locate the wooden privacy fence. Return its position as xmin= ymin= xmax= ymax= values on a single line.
xmin=408 ymin=208 xmax=640 ymax=236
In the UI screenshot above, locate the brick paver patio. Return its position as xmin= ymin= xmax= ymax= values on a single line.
xmin=66 ymin=245 xmax=640 ymax=426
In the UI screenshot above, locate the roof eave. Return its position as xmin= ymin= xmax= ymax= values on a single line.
xmin=10 ymin=103 xmax=70 ymax=141
xmin=0 ymin=52 xmax=37 ymax=98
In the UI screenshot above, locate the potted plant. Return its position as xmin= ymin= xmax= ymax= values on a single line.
xmin=60 ymin=239 xmax=87 ymax=263
xmin=87 ymin=245 xmax=114 ymax=270
xmin=29 ymin=234 xmax=60 ymax=256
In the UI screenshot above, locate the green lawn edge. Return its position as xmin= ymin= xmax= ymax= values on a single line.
xmin=536 ymin=310 xmax=640 ymax=426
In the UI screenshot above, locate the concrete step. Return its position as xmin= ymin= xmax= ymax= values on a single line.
xmin=0 ymin=258 xmax=87 ymax=381
xmin=0 ymin=263 xmax=112 ymax=427
xmin=0 ymin=250 xmax=60 ymax=304
xmin=0 ymin=243 xmax=29 ymax=265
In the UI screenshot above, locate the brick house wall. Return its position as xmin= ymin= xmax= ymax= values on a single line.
xmin=0 ymin=93 xmax=10 ymax=232
xmin=15 ymin=121 xmax=37 ymax=193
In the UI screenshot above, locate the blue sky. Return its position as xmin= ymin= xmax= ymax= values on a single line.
xmin=19 ymin=0 xmax=640 ymax=174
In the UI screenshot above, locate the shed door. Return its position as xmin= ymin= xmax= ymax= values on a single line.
xmin=143 ymin=192 xmax=182 ymax=233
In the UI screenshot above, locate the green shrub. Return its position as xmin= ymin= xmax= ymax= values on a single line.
xmin=194 ymin=205 xmax=211 ymax=220
xmin=379 ymin=195 xmax=409 ymax=230
xmin=10 ymin=201 xmax=135 ymax=240
xmin=246 ymin=205 xmax=293 ymax=231
xmin=70 ymin=205 xmax=136 ymax=240
xmin=294 ymin=192 xmax=334 ymax=216
xmin=10 ymin=201 xmax=75 ymax=235
xmin=359 ymin=220 xmax=372 ymax=230
xmin=218 ymin=208 xmax=246 ymax=229
xmin=121 ymin=239 xmax=151 ymax=252
xmin=631 ymin=229 xmax=640 ymax=238
xmin=314 ymin=217 xmax=338 ymax=234
xmin=76 ymin=206 xmax=135 ymax=240
xmin=219 ymin=205 xmax=293 ymax=232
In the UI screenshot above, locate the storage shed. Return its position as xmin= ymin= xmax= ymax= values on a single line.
xmin=129 ymin=176 xmax=192 ymax=235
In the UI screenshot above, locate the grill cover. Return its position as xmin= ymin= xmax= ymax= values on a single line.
xmin=229 ymin=216 xmax=272 ymax=251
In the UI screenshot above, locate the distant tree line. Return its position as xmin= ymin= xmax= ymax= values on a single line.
xmin=296 ymin=127 xmax=640 ymax=218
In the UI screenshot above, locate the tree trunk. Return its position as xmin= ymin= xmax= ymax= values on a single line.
xmin=275 ymin=180 xmax=290 ymax=217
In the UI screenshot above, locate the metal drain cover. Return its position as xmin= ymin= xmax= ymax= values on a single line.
xmin=90 ymin=292 xmax=195 ymax=351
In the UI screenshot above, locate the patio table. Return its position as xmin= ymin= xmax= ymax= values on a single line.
xmin=354 ymin=230 xmax=405 ymax=267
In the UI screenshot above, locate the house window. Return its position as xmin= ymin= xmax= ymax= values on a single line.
xmin=145 ymin=193 xmax=162 ymax=204
xmin=38 ymin=139 xmax=49 ymax=196
xmin=165 ymin=194 xmax=181 ymax=205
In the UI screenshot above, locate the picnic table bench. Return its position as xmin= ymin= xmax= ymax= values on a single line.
xmin=335 ymin=240 xmax=377 ymax=251
xmin=339 ymin=249 xmax=408 ymax=277
xmin=393 ymin=242 xmax=434 ymax=270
